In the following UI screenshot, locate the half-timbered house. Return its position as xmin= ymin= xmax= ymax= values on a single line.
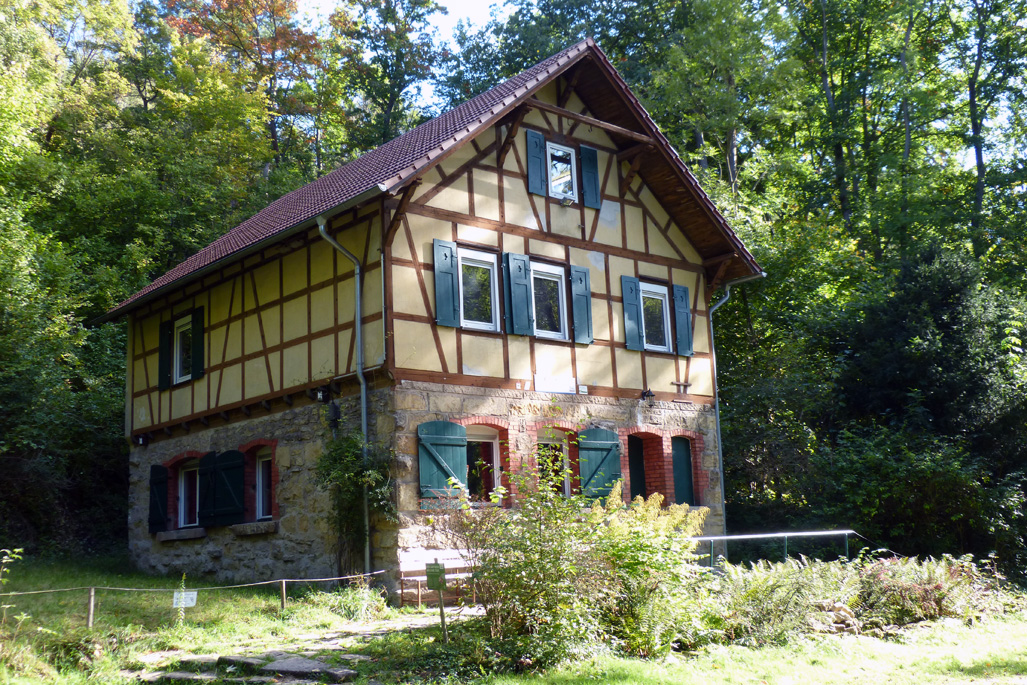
xmin=103 ymin=38 xmax=762 ymax=583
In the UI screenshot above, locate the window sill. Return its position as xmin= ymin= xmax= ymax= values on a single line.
xmin=231 ymin=520 xmax=279 ymax=537
xmin=156 ymin=527 xmax=207 ymax=542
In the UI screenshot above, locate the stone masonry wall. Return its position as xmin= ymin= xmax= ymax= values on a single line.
xmin=128 ymin=402 xmax=337 ymax=582
xmin=379 ymin=380 xmax=723 ymax=582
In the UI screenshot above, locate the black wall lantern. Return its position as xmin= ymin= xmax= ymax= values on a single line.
xmin=315 ymin=385 xmax=332 ymax=404
xmin=641 ymin=388 xmax=655 ymax=407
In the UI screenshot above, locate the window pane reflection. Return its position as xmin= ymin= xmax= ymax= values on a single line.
xmin=533 ymin=275 xmax=562 ymax=334
xmin=549 ymin=149 xmax=574 ymax=197
xmin=462 ymin=262 xmax=493 ymax=324
xmin=642 ymin=294 xmax=667 ymax=348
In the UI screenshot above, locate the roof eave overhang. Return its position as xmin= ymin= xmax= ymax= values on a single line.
xmin=94 ymin=184 xmax=389 ymax=324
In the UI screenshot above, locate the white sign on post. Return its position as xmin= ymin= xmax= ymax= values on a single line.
xmin=172 ymin=591 xmax=197 ymax=608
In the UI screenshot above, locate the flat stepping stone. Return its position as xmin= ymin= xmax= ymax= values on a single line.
xmin=176 ymin=655 xmax=219 ymax=671
xmin=158 ymin=671 xmax=217 ymax=683
xmin=222 ymin=678 xmax=277 ymax=684
xmin=218 ymin=655 xmax=268 ymax=672
xmin=260 ymin=656 xmax=357 ymax=683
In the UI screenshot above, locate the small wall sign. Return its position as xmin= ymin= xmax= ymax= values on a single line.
xmin=172 ymin=591 xmax=197 ymax=608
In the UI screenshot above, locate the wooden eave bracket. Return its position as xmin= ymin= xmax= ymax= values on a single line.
xmin=621 ymin=154 xmax=644 ymax=195
xmin=708 ymin=259 xmax=731 ymax=293
xmin=557 ymin=69 xmax=581 ymax=108
xmin=497 ymin=108 xmax=529 ymax=167
xmin=617 ymin=142 xmax=653 ymax=163
xmin=526 ymin=97 xmax=653 ymax=144
xmin=384 ymin=179 xmax=422 ymax=246
xmin=703 ymin=251 xmax=738 ymax=267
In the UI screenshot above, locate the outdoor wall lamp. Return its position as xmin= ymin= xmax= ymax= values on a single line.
xmin=315 ymin=385 xmax=332 ymax=403
xmin=641 ymin=388 xmax=655 ymax=407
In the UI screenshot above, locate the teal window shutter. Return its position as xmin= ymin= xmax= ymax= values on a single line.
xmin=433 ymin=239 xmax=460 ymax=327
xmin=213 ymin=450 xmax=246 ymax=526
xmin=148 ymin=464 xmax=168 ymax=533
xmin=418 ymin=421 xmax=468 ymax=498
xmin=503 ymin=252 xmax=534 ymax=335
xmin=672 ymin=437 xmax=695 ymax=505
xmin=673 ymin=285 xmax=693 ymax=356
xmin=621 ymin=276 xmax=644 ymax=351
xmin=526 ymin=129 xmax=546 ymax=196
xmin=197 ymin=451 xmax=217 ymax=527
xmin=578 ymin=428 xmax=622 ymax=499
xmin=191 ymin=307 xmax=205 ymax=379
xmin=570 ymin=266 xmax=593 ymax=344
xmin=158 ymin=320 xmax=172 ymax=390
xmin=580 ymin=146 xmax=601 ymax=209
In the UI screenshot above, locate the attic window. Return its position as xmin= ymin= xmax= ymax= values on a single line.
xmin=546 ymin=142 xmax=577 ymax=201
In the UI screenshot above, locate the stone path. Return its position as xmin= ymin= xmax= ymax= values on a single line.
xmin=119 ymin=609 xmax=480 ymax=684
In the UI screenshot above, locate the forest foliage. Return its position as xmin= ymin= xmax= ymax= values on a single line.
xmin=1 ymin=0 xmax=1026 ymax=574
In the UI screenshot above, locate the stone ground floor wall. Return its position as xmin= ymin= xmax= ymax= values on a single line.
xmin=381 ymin=380 xmax=724 ymax=582
xmin=128 ymin=402 xmax=338 ymax=583
xmin=128 ymin=382 xmax=724 ymax=587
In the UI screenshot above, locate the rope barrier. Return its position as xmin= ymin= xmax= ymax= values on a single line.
xmin=0 ymin=570 xmax=385 ymax=598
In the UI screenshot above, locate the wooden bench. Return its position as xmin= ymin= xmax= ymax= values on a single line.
xmin=398 ymin=565 xmax=476 ymax=607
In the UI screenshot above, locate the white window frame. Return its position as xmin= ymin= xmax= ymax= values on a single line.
xmin=172 ymin=315 xmax=192 ymax=384
xmin=530 ymin=262 xmax=568 ymax=341
xmin=546 ymin=141 xmax=578 ymax=202
xmin=537 ymin=440 xmax=572 ymax=497
xmin=256 ymin=449 xmax=273 ymax=520
xmin=457 ymin=248 xmax=501 ymax=332
xmin=466 ymin=426 xmax=502 ymax=502
xmin=178 ymin=461 xmax=200 ymax=528
xmin=639 ymin=282 xmax=672 ymax=353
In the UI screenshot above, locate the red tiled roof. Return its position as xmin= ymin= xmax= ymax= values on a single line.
xmin=104 ymin=37 xmax=760 ymax=321
xmin=103 ymin=40 xmax=593 ymax=320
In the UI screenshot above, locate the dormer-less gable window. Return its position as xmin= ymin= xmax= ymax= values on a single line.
xmin=525 ymin=129 xmax=601 ymax=209
xmin=639 ymin=282 xmax=672 ymax=353
xmin=546 ymin=142 xmax=577 ymax=201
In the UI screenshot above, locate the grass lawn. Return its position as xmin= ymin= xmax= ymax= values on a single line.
xmin=484 ymin=614 xmax=1027 ymax=684
xmin=2 ymin=556 xmax=1027 ymax=684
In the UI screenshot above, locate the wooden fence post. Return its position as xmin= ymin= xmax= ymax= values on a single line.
xmin=87 ymin=587 xmax=96 ymax=628
xmin=280 ymin=580 xmax=287 ymax=610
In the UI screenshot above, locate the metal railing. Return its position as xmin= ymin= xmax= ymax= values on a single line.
xmin=693 ymin=529 xmax=857 ymax=565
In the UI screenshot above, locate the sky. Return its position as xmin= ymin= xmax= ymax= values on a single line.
xmin=297 ymin=0 xmax=503 ymax=46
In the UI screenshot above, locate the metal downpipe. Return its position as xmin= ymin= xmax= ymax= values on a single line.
xmin=317 ymin=216 xmax=372 ymax=576
xmin=708 ymin=271 xmax=766 ymax=556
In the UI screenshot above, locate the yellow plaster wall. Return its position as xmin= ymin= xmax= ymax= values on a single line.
xmin=688 ymin=357 xmax=713 ymax=396
xmin=461 ymin=335 xmax=505 ymax=376
xmin=394 ymin=320 xmax=441 ymax=372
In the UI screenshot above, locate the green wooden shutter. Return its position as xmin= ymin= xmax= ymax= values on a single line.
xmin=673 ymin=285 xmax=693 ymax=357
xmin=580 ymin=145 xmax=601 ymax=209
xmin=672 ymin=437 xmax=695 ymax=506
xmin=526 ymin=129 xmax=546 ymax=196
xmin=433 ymin=239 xmax=460 ymax=327
xmin=158 ymin=320 xmax=173 ymax=390
xmin=191 ymin=307 xmax=205 ymax=379
xmin=418 ymin=421 xmax=467 ymax=498
xmin=578 ymin=427 xmax=621 ymax=499
xmin=213 ymin=450 xmax=246 ymax=526
xmin=621 ymin=276 xmax=644 ymax=351
xmin=570 ymin=266 xmax=593 ymax=344
xmin=148 ymin=464 xmax=169 ymax=534
xmin=197 ymin=451 xmax=217 ymax=527
xmin=503 ymin=252 xmax=534 ymax=335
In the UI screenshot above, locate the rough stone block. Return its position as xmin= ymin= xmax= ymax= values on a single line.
xmin=394 ymin=392 xmax=427 ymax=411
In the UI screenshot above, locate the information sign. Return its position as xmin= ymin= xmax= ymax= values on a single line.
xmin=172 ymin=591 xmax=197 ymax=608
xmin=426 ymin=562 xmax=446 ymax=591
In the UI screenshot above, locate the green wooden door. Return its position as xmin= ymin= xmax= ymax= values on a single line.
xmin=672 ymin=436 xmax=695 ymax=506
xmin=627 ymin=436 xmax=646 ymax=500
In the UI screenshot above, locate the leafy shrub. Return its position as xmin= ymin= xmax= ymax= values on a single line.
xmin=316 ymin=432 xmax=397 ymax=575
xmin=434 ymin=442 xmax=708 ymax=666
xmin=854 ymin=553 xmax=1005 ymax=628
